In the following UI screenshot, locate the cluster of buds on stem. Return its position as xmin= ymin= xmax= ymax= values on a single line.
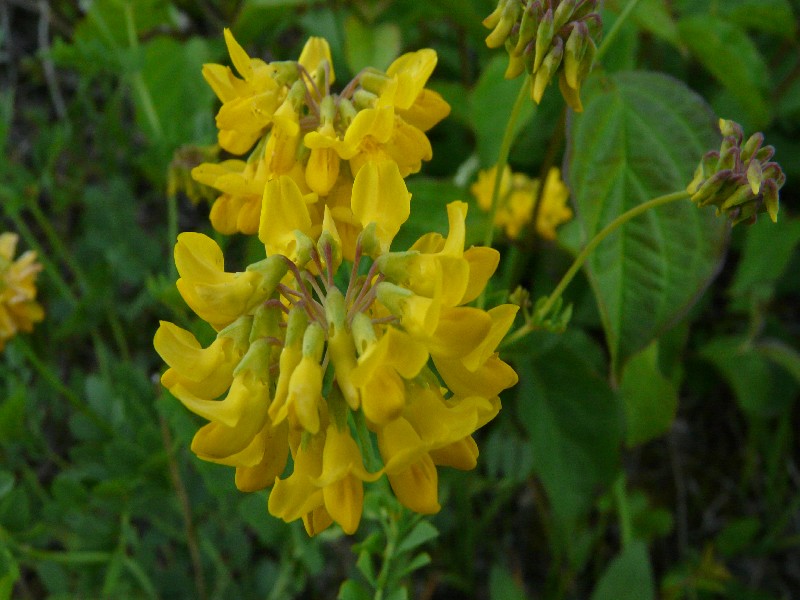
xmin=483 ymin=0 xmax=601 ymax=111
xmin=687 ymin=119 xmax=785 ymax=226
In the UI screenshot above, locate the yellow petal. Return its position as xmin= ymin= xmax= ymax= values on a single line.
xmin=174 ymin=232 xmax=227 ymax=284
xmin=351 ymin=161 xmax=411 ymax=253
xmin=397 ymin=89 xmax=451 ymax=132
xmin=234 ymin=420 xmax=290 ymax=491
xmin=385 ymin=49 xmax=438 ymax=110
xmin=268 ymin=436 xmax=325 ymax=522
xmin=360 ymin=365 xmax=406 ymax=426
xmin=201 ymin=64 xmax=241 ymax=103
xmin=223 ymin=28 xmax=254 ymax=81
xmin=323 ymin=475 xmax=363 ymax=535
xmin=434 ymin=353 xmax=518 ymax=399
xmin=429 ymin=436 xmax=479 ymax=470
xmin=427 ymin=306 xmax=492 ymax=359
xmin=461 ymin=304 xmax=518 ymax=371
xmin=460 ymin=247 xmax=500 ymax=304
xmin=305 ymin=147 xmax=340 ymax=196
xmin=298 ymin=37 xmax=335 ymax=84
xmin=190 ymin=377 xmax=270 ymax=461
xmin=259 ymin=175 xmax=313 ymax=258
xmin=303 ymin=505 xmax=333 ymax=536
xmin=342 ymin=106 xmax=394 ymax=157
xmin=379 ymin=417 xmax=429 ymax=474
xmin=286 ymin=355 xmax=323 ymax=434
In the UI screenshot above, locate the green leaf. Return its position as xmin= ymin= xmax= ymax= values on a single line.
xmin=754 ymin=340 xmax=800 ymax=387
xmin=729 ymin=217 xmax=800 ymax=297
xmin=73 ymin=0 xmax=172 ymax=49
xmin=385 ymin=588 xmax=408 ymax=600
xmin=567 ymin=70 xmax=727 ymax=375
xmin=397 ymin=552 xmax=432 ymax=579
xmin=591 ymin=540 xmax=655 ymax=600
xmin=138 ymin=36 xmax=215 ymax=148
xmin=396 ymin=521 xmax=438 ymax=555
xmin=678 ymin=16 xmax=770 ymax=127
xmin=620 ymin=342 xmax=678 ymax=446
xmin=0 ymin=542 xmax=20 ymax=600
xmin=338 ymin=580 xmax=372 ymax=600
xmin=699 ymin=336 xmax=797 ymax=416
xmin=717 ymin=0 xmax=797 ymax=37
xmin=469 ymin=56 xmax=534 ymax=168
xmin=344 ymin=16 xmax=401 ymax=72
xmin=356 ymin=551 xmax=377 ymax=586
xmin=489 ymin=565 xmax=528 ymax=600
xmin=632 ymin=0 xmax=681 ymax=47
xmin=516 ymin=330 xmax=621 ymax=522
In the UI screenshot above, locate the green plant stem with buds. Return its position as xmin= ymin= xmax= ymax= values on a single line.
xmin=595 ymin=0 xmax=644 ymax=62
xmin=502 ymin=189 xmax=691 ymax=348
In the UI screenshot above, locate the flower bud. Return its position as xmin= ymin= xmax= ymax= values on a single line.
xmin=484 ymin=0 xmax=523 ymax=49
xmin=688 ymin=119 xmax=785 ymax=225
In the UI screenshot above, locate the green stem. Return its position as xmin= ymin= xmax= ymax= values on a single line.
xmin=596 ymin=0 xmax=644 ymax=62
xmin=613 ymin=473 xmax=633 ymax=548
xmin=373 ymin=516 xmax=398 ymax=600
xmin=502 ymin=190 xmax=690 ymax=348
xmin=482 ymin=75 xmax=532 ymax=250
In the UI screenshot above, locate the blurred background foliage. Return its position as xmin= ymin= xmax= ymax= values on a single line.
xmin=0 ymin=0 xmax=798 ymax=598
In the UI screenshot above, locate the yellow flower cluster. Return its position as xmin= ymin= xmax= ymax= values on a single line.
xmin=0 ymin=233 xmax=44 ymax=350
xmin=156 ymin=35 xmax=518 ymax=536
xmin=472 ymin=165 xmax=572 ymax=239
xmin=192 ymin=30 xmax=450 ymax=259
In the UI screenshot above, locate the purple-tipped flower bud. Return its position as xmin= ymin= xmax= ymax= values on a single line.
xmin=688 ymin=119 xmax=785 ymax=225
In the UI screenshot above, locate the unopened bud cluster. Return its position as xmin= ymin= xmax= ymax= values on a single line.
xmin=687 ymin=119 xmax=785 ymax=226
xmin=483 ymin=0 xmax=601 ymax=111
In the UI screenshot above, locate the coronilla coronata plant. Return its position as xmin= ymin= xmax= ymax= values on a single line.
xmin=0 ymin=233 xmax=44 ymax=351
xmin=472 ymin=165 xmax=572 ymax=239
xmin=191 ymin=30 xmax=450 ymax=258
xmin=156 ymin=35 xmax=516 ymax=536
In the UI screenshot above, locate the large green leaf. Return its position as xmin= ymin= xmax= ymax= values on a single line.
xmin=678 ymin=16 xmax=771 ymax=127
xmin=567 ymin=71 xmax=728 ymax=375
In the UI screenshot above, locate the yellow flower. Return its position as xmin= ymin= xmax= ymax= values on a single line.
xmin=536 ymin=167 xmax=573 ymax=240
xmin=157 ymin=204 xmax=519 ymax=533
xmin=472 ymin=165 xmax=572 ymax=240
xmin=194 ymin=31 xmax=448 ymax=242
xmin=0 ymin=233 xmax=44 ymax=350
